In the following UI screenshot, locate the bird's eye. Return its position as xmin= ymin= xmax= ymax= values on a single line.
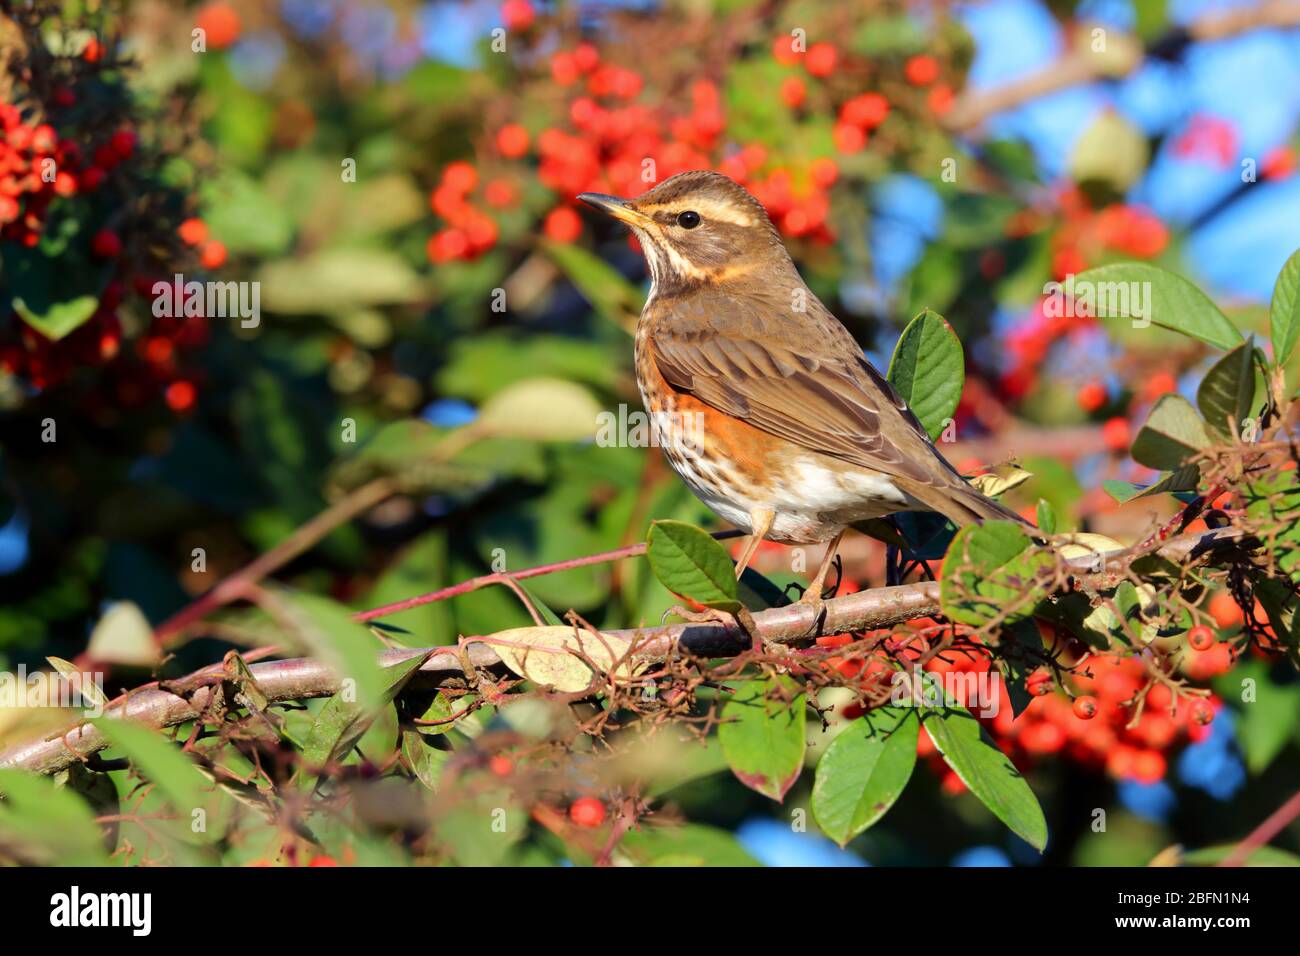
xmin=676 ymin=210 xmax=701 ymax=229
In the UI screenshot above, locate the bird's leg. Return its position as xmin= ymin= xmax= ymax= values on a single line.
xmin=798 ymin=530 xmax=845 ymax=606
xmin=732 ymin=507 xmax=775 ymax=579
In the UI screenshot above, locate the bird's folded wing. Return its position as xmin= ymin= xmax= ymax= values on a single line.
xmin=650 ymin=290 xmax=954 ymax=489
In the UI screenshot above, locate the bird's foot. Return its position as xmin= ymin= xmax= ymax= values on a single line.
xmin=794 ymin=584 xmax=832 ymax=630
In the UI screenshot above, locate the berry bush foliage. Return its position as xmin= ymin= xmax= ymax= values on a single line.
xmin=1 ymin=0 xmax=1300 ymax=868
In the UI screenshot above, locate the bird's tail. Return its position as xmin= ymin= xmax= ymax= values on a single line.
xmin=893 ymin=474 xmax=1033 ymax=529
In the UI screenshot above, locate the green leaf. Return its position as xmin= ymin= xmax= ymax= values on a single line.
xmin=1243 ymin=470 xmax=1300 ymax=581
xmin=812 ymin=707 xmax=918 ymax=845
xmin=1230 ymin=660 xmax=1300 ymax=773
xmin=401 ymin=731 xmax=450 ymax=791
xmin=5 ymin=241 xmax=108 ymax=341
xmin=542 ymin=239 xmax=644 ymax=330
xmin=1103 ymin=465 xmax=1201 ymax=503
xmin=940 ymin=521 xmax=1051 ymax=627
xmin=0 ymin=769 xmax=109 ymax=865
xmin=1035 ymin=498 xmax=1057 ymax=535
xmin=1197 ymin=338 xmax=1256 ymax=438
xmin=257 ymin=248 xmax=428 ymax=313
xmin=646 ymin=520 xmax=739 ymax=609
xmin=93 ymin=719 xmax=209 ymax=812
xmin=200 ymin=170 xmax=293 ymax=256
xmin=301 ymin=652 xmax=429 ymax=769
xmin=923 ymin=708 xmax=1047 ymax=851
xmin=886 ymin=309 xmax=965 ymax=441
xmin=1074 ymin=263 xmax=1241 ymax=350
xmin=477 ymin=378 xmax=601 ymax=442
xmin=620 ymin=822 xmax=759 ymax=866
xmin=719 ymin=677 xmax=806 ymax=801
xmin=1269 ymin=249 xmax=1300 ymax=367
xmin=14 ymin=294 xmax=99 ymax=340
xmin=1131 ymin=394 xmax=1211 ymax=471
xmin=274 ymin=590 xmax=386 ymax=712
xmin=1181 ymin=844 xmax=1300 ymax=867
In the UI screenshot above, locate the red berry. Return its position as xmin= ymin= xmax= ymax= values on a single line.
xmin=110 ymin=128 xmax=137 ymax=161
xmin=7 ymin=125 xmax=33 ymax=151
xmin=165 ymin=380 xmax=197 ymax=412
xmin=178 ymin=217 xmax=208 ymax=246
xmin=772 ymin=35 xmax=802 ymax=66
xmin=780 ymin=76 xmax=806 ymax=109
xmin=832 ymin=122 xmax=865 ymax=154
xmin=441 ymin=161 xmax=478 ymax=195
xmin=1208 ymin=591 xmax=1243 ymax=629
xmin=1026 ymin=670 xmax=1053 ymax=697
xmin=501 ymin=0 xmax=535 ymax=31
xmin=1132 ymin=749 xmax=1167 ymax=784
xmin=90 ymin=228 xmax=121 ymax=259
xmin=484 ymin=178 xmax=517 ymax=208
xmin=842 ymin=93 xmax=889 ymax=129
xmin=573 ymin=43 xmax=600 ymax=73
xmin=199 ymin=240 xmax=227 ymax=269
xmin=31 ymin=124 xmax=56 ymax=154
xmin=488 ymin=755 xmax=513 ymax=776
xmin=1101 ymin=416 xmax=1130 ymax=452
xmin=904 ymin=54 xmax=939 ymax=86
xmin=53 ymin=171 xmax=77 ymax=197
xmin=804 ymin=43 xmax=837 ymax=78
xmin=0 ymin=194 xmax=18 ymax=224
xmin=809 ymin=157 xmax=838 ymax=188
xmin=550 ymin=51 xmax=579 ymax=85
xmin=1187 ymin=624 xmax=1215 ymax=652
xmin=1190 ymin=699 xmax=1215 ymax=726
xmin=1077 ymin=381 xmax=1106 ymax=413
xmin=927 ymin=84 xmax=956 ymax=116
xmin=495 ymin=123 xmax=529 ymax=159
xmin=307 ymin=855 xmax=339 ymax=867
xmin=543 ymin=206 xmax=582 ymax=243
xmin=1072 ymin=695 xmax=1098 ymax=720
xmin=427 ymin=228 xmax=469 ymax=263
xmin=78 ymin=166 xmax=106 ymax=191
xmin=83 ymin=37 xmax=103 ymax=63
xmin=569 ymin=797 xmax=605 ymax=828
xmin=196 ymin=2 xmax=241 ymax=50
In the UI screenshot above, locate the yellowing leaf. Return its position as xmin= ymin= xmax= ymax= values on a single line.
xmin=969 ymin=465 xmax=1033 ymax=499
xmin=475 ymin=625 xmax=645 ymax=693
xmin=87 ymin=602 xmax=159 ymax=668
xmin=476 ymin=378 xmax=602 ymax=442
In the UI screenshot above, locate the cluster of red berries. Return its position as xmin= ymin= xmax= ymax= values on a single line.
xmin=912 ymin=647 xmax=1217 ymax=790
xmin=1048 ymin=186 xmax=1169 ymax=280
xmin=178 ymin=216 xmax=227 ymax=270
xmin=430 ymin=18 xmax=971 ymax=263
xmin=427 ymin=161 xmax=504 ymax=262
xmin=0 ymin=105 xmax=135 ymax=246
xmin=816 ymin=610 xmax=1232 ymax=792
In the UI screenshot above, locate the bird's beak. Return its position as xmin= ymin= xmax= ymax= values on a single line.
xmin=577 ymin=192 xmax=648 ymax=226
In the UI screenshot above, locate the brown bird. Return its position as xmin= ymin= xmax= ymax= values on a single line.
xmin=579 ymin=170 xmax=1025 ymax=604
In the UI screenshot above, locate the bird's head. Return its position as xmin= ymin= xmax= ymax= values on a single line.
xmin=578 ymin=171 xmax=793 ymax=293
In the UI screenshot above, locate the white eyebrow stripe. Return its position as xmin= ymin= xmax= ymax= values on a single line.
xmin=649 ymin=196 xmax=755 ymax=228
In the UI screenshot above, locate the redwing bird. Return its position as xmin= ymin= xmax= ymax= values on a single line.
xmin=579 ymin=171 xmax=1025 ymax=604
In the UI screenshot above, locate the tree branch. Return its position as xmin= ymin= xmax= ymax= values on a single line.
xmin=0 ymin=527 xmax=1246 ymax=777
xmin=943 ymin=1 xmax=1300 ymax=132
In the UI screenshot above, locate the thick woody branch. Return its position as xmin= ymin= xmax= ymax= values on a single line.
xmin=0 ymin=528 xmax=1245 ymax=777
